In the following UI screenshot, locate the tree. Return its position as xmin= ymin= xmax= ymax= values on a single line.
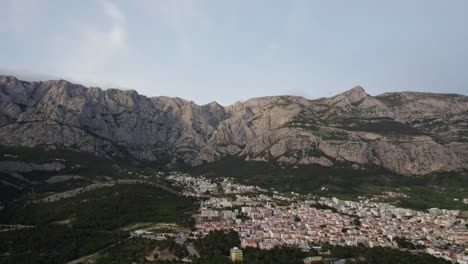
xmin=353 ymin=218 xmax=361 ymax=226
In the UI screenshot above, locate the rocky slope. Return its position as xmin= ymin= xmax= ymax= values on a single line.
xmin=1 ymin=75 xmax=467 ymax=175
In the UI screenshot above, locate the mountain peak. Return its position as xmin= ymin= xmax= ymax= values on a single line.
xmin=345 ymin=85 xmax=367 ymax=96
xmin=352 ymin=85 xmax=364 ymax=91
xmin=341 ymin=85 xmax=368 ymax=100
xmin=0 ymin=75 xmax=19 ymax=84
xmin=0 ymin=74 xmax=467 ymax=176
xmin=327 ymin=85 xmax=368 ymax=105
xmin=206 ymin=101 xmax=221 ymax=107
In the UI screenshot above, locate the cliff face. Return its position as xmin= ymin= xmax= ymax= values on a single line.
xmin=1 ymin=75 xmax=467 ymax=175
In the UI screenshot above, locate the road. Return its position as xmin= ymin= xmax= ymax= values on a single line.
xmin=67 ymin=237 xmax=129 ymax=264
xmin=174 ymin=232 xmax=199 ymax=257
xmin=186 ymin=242 xmax=200 ymax=257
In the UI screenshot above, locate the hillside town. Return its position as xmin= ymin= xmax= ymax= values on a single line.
xmin=166 ymin=173 xmax=468 ymax=264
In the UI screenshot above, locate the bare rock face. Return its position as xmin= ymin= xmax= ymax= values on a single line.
xmin=1 ymin=75 xmax=467 ymax=176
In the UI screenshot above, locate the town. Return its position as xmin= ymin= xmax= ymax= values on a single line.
xmin=165 ymin=173 xmax=467 ymax=264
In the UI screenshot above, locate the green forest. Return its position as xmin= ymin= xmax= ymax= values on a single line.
xmin=0 ymin=183 xmax=196 ymax=263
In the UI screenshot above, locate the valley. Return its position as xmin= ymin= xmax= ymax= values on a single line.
xmin=0 ymin=76 xmax=467 ymax=263
xmin=0 ymin=147 xmax=466 ymax=263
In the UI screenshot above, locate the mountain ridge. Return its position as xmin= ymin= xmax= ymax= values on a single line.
xmin=1 ymin=75 xmax=467 ymax=176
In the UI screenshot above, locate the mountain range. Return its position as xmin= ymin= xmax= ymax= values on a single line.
xmin=1 ymin=75 xmax=467 ymax=176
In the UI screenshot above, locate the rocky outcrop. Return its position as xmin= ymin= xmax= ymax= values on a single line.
xmin=45 ymin=175 xmax=83 ymax=184
xmin=1 ymin=75 xmax=467 ymax=175
xmin=0 ymin=160 xmax=68 ymax=194
xmin=0 ymin=161 xmax=65 ymax=173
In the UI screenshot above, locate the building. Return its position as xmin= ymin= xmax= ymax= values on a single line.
xmin=199 ymin=210 xmax=221 ymax=222
xmin=241 ymin=238 xmax=258 ymax=248
xmin=230 ymin=247 xmax=243 ymax=262
xmin=303 ymin=256 xmax=322 ymax=264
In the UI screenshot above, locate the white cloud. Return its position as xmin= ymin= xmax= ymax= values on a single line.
xmin=0 ymin=1 xmax=134 ymax=92
xmin=101 ymin=0 xmax=126 ymax=47
xmin=54 ymin=0 xmax=127 ymax=74
xmin=0 ymin=66 xmax=58 ymax=82
xmin=102 ymin=0 xmax=125 ymax=24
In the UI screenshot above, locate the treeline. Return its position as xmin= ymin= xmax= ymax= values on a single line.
xmin=193 ymin=157 xmax=468 ymax=210
xmin=393 ymin=236 xmax=426 ymax=250
xmin=242 ymin=246 xmax=309 ymax=264
xmin=0 ymin=184 xmax=197 ymax=263
xmin=190 ymin=231 xmax=450 ymax=264
xmin=0 ymin=225 xmax=125 ymax=264
xmin=95 ymin=238 xmax=188 ymax=264
xmin=0 ymin=184 xmax=196 ymax=229
xmin=321 ymin=243 xmax=450 ymax=264
xmin=192 ymin=229 xmax=240 ymax=264
xmin=192 ymin=230 xmax=311 ymax=264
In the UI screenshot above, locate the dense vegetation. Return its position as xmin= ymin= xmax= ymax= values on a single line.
xmin=0 ymin=184 xmax=196 ymax=263
xmin=190 ymin=231 xmax=449 ymax=264
xmin=193 ymin=157 xmax=468 ymax=210
xmin=242 ymin=246 xmax=309 ymax=264
xmin=192 ymin=229 xmax=311 ymax=264
xmin=0 ymin=145 xmax=131 ymax=178
xmin=193 ymin=229 xmax=240 ymax=264
xmin=94 ymin=238 xmax=187 ymax=264
xmin=0 ymin=225 xmax=125 ymax=264
xmin=193 ymin=157 xmax=393 ymax=194
xmin=0 ymin=145 xmax=160 ymax=203
xmin=321 ymin=243 xmax=450 ymax=264
xmin=0 ymin=184 xmax=196 ymax=229
xmin=0 ymin=145 xmax=173 ymax=180
xmin=0 ymin=146 xmax=466 ymax=262
xmin=392 ymin=237 xmax=425 ymax=250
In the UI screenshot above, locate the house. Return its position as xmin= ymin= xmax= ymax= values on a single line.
xmin=241 ymin=238 xmax=258 ymax=248
xmin=303 ymin=256 xmax=322 ymax=264
xmin=230 ymin=247 xmax=243 ymax=262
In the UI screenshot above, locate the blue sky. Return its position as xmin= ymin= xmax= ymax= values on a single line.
xmin=1 ymin=0 xmax=467 ymax=105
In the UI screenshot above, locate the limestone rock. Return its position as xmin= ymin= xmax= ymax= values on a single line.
xmin=1 ymin=75 xmax=467 ymax=176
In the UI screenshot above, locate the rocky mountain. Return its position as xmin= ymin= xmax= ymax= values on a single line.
xmin=1 ymin=75 xmax=467 ymax=176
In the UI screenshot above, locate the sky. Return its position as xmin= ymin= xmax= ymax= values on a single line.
xmin=1 ymin=0 xmax=467 ymax=105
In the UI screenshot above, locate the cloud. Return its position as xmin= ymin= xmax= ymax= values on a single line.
xmin=54 ymin=0 xmax=127 ymax=74
xmin=0 ymin=66 xmax=58 ymax=82
xmin=0 ymin=1 xmax=134 ymax=93
xmin=0 ymin=66 xmax=125 ymax=90
xmin=102 ymin=0 xmax=125 ymax=24
xmin=101 ymin=0 xmax=125 ymax=47
xmin=139 ymin=1 xmax=210 ymax=60
xmin=0 ymin=0 xmax=45 ymax=33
